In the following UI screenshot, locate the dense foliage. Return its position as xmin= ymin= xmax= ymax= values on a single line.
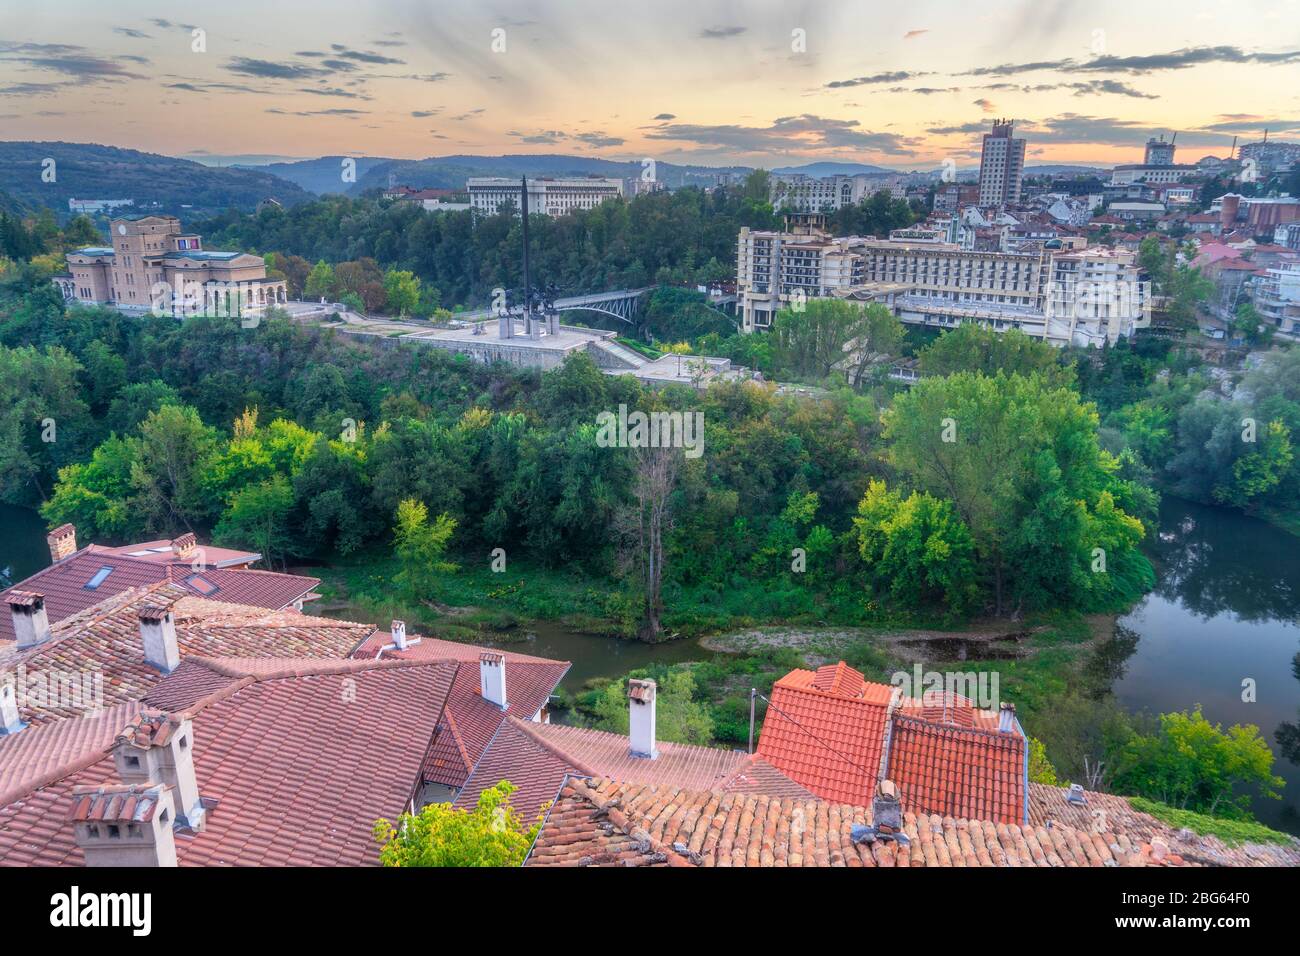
xmin=373 ymin=780 xmax=540 ymax=867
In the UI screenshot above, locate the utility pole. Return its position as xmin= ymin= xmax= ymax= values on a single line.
xmin=520 ymin=176 xmax=532 ymax=335
xmin=748 ymin=688 xmax=757 ymax=754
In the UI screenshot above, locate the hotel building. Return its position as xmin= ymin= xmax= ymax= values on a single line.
xmin=736 ymin=220 xmax=1148 ymax=346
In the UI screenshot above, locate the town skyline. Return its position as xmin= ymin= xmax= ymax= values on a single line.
xmin=2 ymin=0 xmax=1299 ymax=168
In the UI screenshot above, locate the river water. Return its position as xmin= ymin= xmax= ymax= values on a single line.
xmin=3 ymin=496 xmax=1297 ymax=829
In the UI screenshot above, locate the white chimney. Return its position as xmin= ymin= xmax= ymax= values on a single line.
xmin=998 ymin=701 xmax=1017 ymax=734
xmin=0 ymin=681 xmax=23 ymax=735
xmin=8 ymin=590 xmax=52 ymax=649
xmin=628 ymin=678 xmax=658 ymax=759
xmin=70 ymin=782 xmax=178 ymax=867
xmin=114 ymin=712 xmax=205 ymax=831
xmin=392 ymin=619 xmax=408 ymax=650
xmin=139 ymin=605 xmax=179 ymax=673
xmin=479 ymin=652 xmax=508 ymax=710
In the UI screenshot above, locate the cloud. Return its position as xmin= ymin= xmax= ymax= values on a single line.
xmin=226 ymin=57 xmax=333 ymax=80
xmin=964 ymin=45 xmax=1300 ymax=78
xmin=574 ymin=131 xmax=625 ymax=148
xmin=927 ymin=121 xmax=994 ymax=135
xmin=411 ymin=109 xmax=441 ymax=118
xmin=266 ymin=107 xmax=367 ymax=117
xmin=327 ymin=44 xmax=405 ymax=65
xmin=974 ymin=98 xmax=995 ymax=112
xmin=1194 ymin=116 xmax=1300 ymax=134
xmin=0 ymin=51 xmax=148 ymax=81
xmin=696 ymin=26 xmax=748 ymax=39
xmin=904 ymin=30 xmax=929 ymax=39
xmin=977 ymin=79 xmax=1156 ymax=99
xmin=148 ymin=18 xmax=198 ymax=31
xmin=512 ymin=129 xmax=568 ymax=144
xmin=0 ymin=81 xmax=67 ymax=96
xmin=653 ymin=113 xmax=676 ymax=120
xmin=826 ymin=71 xmax=930 ymax=88
xmin=113 ymin=27 xmax=151 ymax=39
xmin=646 ymin=113 xmax=919 ymax=156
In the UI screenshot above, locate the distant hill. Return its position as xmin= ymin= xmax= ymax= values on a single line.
xmin=246 ymin=153 xmax=752 ymax=195
xmin=770 ymin=162 xmax=899 ymax=177
xmin=237 ymin=156 xmax=401 ymax=195
xmin=0 ymin=142 xmax=312 ymax=218
xmin=0 ymin=190 xmax=28 ymax=217
xmin=1025 ymin=164 xmax=1110 ymax=177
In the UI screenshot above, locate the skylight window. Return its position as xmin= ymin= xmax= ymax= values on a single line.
xmin=184 ymin=573 xmax=220 ymax=596
xmin=84 ymin=566 xmax=114 ymax=590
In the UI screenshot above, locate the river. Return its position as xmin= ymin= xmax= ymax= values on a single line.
xmin=3 ymin=496 xmax=1297 ymax=830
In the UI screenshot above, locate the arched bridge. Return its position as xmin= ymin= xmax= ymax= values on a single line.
xmin=457 ymin=287 xmax=656 ymax=324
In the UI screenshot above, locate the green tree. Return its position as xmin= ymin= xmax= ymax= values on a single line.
xmin=304 ymin=259 xmax=337 ymax=300
xmin=129 ymin=405 xmax=220 ymax=533
xmin=214 ymin=474 xmax=296 ymax=567
xmin=383 ymin=269 xmax=421 ymax=317
xmin=770 ymin=298 xmax=899 ymax=383
xmin=1108 ymin=706 xmax=1284 ymax=820
xmin=918 ymin=324 xmax=1073 ymax=386
xmin=373 ymin=781 xmax=540 ymax=867
xmin=852 ymin=478 xmax=978 ymax=614
xmin=393 ymin=497 xmax=458 ymax=599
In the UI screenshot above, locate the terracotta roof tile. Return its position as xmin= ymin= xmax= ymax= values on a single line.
xmin=527 ymin=778 xmax=1288 ymax=868
xmin=886 ymin=715 xmax=1027 ymax=824
xmin=0 ymin=657 xmax=459 ymax=866
xmin=755 ymin=665 xmax=891 ymax=806
xmin=0 ymin=585 xmax=373 ymax=726
xmin=0 ymin=548 xmax=319 ymax=643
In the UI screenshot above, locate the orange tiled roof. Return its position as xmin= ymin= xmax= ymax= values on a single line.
xmin=755 ymin=662 xmax=892 ymax=806
xmin=886 ymin=715 xmax=1026 ymax=824
xmin=525 ymin=777 xmax=1291 ymax=868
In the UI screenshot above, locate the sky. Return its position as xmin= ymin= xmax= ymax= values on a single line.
xmin=1 ymin=0 xmax=1299 ymax=169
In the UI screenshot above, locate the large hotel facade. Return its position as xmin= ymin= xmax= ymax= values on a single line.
xmin=736 ymin=216 xmax=1147 ymax=347
xmin=53 ymin=215 xmax=287 ymax=318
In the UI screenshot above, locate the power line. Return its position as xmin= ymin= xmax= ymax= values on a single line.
xmin=755 ymin=691 xmax=886 ymax=784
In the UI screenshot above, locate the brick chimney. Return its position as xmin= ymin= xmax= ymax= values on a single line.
xmin=114 ymin=712 xmax=205 ymax=832
xmin=139 ymin=605 xmax=179 ymax=673
xmin=8 ymin=590 xmax=52 ymax=650
xmin=70 ymin=782 xmax=178 ymax=867
xmin=628 ymin=678 xmax=658 ymax=759
xmin=998 ymin=701 xmax=1017 ymax=733
xmin=46 ymin=523 xmax=77 ymax=563
xmin=170 ymin=532 xmax=197 ymax=560
xmin=479 ymin=652 xmax=508 ymax=709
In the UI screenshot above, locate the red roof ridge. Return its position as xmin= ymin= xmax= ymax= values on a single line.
xmin=442 ymin=709 xmax=473 ymax=775
xmin=504 ymin=715 xmax=601 ymax=778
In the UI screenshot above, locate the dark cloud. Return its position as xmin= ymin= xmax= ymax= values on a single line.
xmin=1194 ymin=116 xmax=1300 ymax=134
xmin=148 ymin=18 xmax=198 ymax=31
xmin=411 ymin=109 xmax=441 ymax=118
xmin=328 ymin=44 xmax=404 ymax=65
xmin=700 ymin=26 xmax=746 ymax=39
xmin=2 ymin=52 xmax=147 ymax=81
xmin=574 ymin=131 xmax=625 ymax=148
xmin=927 ymin=121 xmax=993 ymax=135
xmin=977 ymin=79 xmax=1156 ymax=99
xmin=965 ymin=45 xmax=1300 ymax=77
xmin=113 ymin=27 xmax=151 ymax=39
xmin=226 ymin=57 xmax=333 ymax=80
xmin=653 ymin=113 xmax=676 ymax=120
xmin=266 ymin=107 xmax=366 ymax=117
xmin=826 ymin=71 xmax=930 ymax=88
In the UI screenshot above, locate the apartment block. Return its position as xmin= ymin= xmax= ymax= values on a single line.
xmin=770 ymin=174 xmax=905 ymax=212
xmin=978 ymin=119 xmax=1026 ymax=207
xmin=467 ymin=177 xmax=623 ymax=216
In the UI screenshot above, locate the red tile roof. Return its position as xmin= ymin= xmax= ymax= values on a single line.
xmin=454 ymin=717 xmax=811 ymax=821
xmin=886 ymin=715 xmax=1026 ymax=824
xmin=0 ymin=584 xmax=374 ymax=725
xmin=756 ymin=663 xmax=891 ymax=806
xmin=351 ymin=631 xmax=569 ymax=790
xmin=0 ymin=548 xmax=319 ymax=643
xmin=526 ymin=778 xmax=1286 ymax=868
xmin=0 ymin=657 xmax=458 ymax=866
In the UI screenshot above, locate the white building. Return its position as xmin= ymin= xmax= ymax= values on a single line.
xmin=735 ymin=222 xmax=1147 ymax=346
xmin=68 ymin=198 xmax=134 ymax=215
xmin=770 ymin=174 xmax=904 ymax=212
xmin=467 ymin=177 xmax=624 ymax=216
xmin=978 ymin=120 xmax=1026 ymax=207
xmin=1251 ymin=263 xmax=1300 ymax=338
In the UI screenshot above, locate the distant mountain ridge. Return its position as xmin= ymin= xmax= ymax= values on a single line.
xmin=0 ymin=142 xmax=312 ymax=218
xmin=246 ymin=153 xmax=752 ymax=195
xmin=770 ymin=162 xmax=899 ymax=177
